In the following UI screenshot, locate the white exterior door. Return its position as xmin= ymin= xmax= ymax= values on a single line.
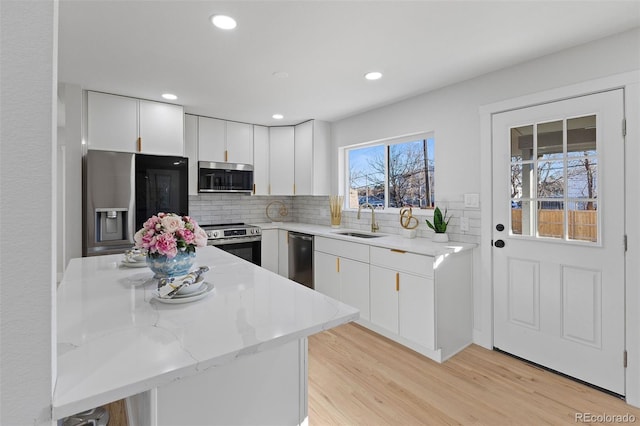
xmin=492 ymin=89 xmax=625 ymax=395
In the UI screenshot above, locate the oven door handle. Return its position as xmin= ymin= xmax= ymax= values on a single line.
xmin=208 ymin=237 xmax=261 ymax=246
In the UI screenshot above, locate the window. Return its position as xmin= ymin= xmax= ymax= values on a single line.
xmin=346 ymin=134 xmax=435 ymax=209
xmin=510 ymin=115 xmax=598 ymax=242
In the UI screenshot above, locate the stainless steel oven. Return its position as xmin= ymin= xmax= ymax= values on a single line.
xmin=202 ymin=223 xmax=261 ymax=266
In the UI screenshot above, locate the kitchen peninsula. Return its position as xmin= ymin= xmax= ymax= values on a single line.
xmin=54 ymin=246 xmax=358 ymax=425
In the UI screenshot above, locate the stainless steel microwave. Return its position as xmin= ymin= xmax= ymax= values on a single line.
xmin=198 ymin=161 xmax=254 ymax=193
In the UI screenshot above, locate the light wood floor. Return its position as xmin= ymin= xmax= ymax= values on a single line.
xmin=308 ymin=323 xmax=640 ymax=425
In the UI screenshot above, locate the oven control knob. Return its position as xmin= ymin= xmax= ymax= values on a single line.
xmin=255 ymin=228 xmax=260 ymax=235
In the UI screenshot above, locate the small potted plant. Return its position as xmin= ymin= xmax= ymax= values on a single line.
xmin=425 ymin=207 xmax=450 ymax=243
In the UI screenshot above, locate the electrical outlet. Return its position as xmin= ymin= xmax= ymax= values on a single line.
xmin=460 ymin=217 xmax=470 ymax=232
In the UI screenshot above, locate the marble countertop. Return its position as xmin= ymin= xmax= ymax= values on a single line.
xmin=254 ymin=222 xmax=476 ymax=256
xmin=53 ymin=246 xmax=359 ymax=419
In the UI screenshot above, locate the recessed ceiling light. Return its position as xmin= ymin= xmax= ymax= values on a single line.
xmin=161 ymin=93 xmax=178 ymax=100
xmin=365 ymin=71 xmax=383 ymax=80
xmin=211 ymin=14 xmax=237 ymax=30
xmin=272 ymin=71 xmax=289 ymax=79
xmin=272 ymin=114 xmax=284 ymax=120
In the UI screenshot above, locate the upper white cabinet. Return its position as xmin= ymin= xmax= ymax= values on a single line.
xmin=294 ymin=120 xmax=330 ymax=196
xmin=198 ymin=117 xmax=253 ymax=164
xmin=87 ymin=91 xmax=184 ymax=156
xmin=269 ymin=127 xmax=295 ymax=195
xmin=253 ymin=125 xmax=270 ymax=195
xmin=197 ymin=116 xmax=225 ymax=162
xmin=226 ymin=121 xmax=254 ymax=165
xmin=184 ymin=114 xmax=199 ymax=196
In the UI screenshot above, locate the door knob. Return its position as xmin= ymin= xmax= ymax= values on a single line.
xmin=494 ymin=239 xmax=505 ymax=248
xmin=496 ymin=224 xmax=505 ymax=232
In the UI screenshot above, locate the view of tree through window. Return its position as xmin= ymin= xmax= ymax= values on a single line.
xmin=347 ymin=136 xmax=435 ymax=209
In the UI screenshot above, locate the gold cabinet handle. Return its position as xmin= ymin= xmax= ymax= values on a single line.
xmin=137 ymin=137 xmax=142 ymax=152
xmin=396 ymin=272 xmax=400 ymax=291
xmin=253 ymin=183 xmax=256 ymax=195
xmin=336 ymin=257 xmax=340 ymax=273
xmin=391 ymin=249 xmax=406 ymax=254
xmin=293 ymin=183 xmax=296 ymax=195
xmin=225 ymin=149 xmax=228 ymax=162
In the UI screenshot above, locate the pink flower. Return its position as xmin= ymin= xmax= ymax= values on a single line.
xmin=161 ymin=214 xmax=184 ymax=234
xmin=194 ymin=228 xmax=208 ymax=247
xmin=154 ymin=232 xmax=178 ymax=258
xmin=134 ymin=212 xmax=207 ymax=256
xmin=177 ymin=228 xmax=195 ymax=245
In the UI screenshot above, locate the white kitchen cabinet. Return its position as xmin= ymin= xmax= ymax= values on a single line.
xmin=198 ymin=116 xmax=226 ymax=162
xmin=269 ymin=127 xmax=295 ymax=195
xmin=138 ymin=100 xmax=185 ymax=156
xmin=198 ymin=117 xmax=254 ymax=164
xmin=278 ymin=229 xmax=289 ymax=277
xmin=226 ymin=121 xmax=254 ymax=165
xmin=253 ymin=125 xmax=270 ymax=195
xmin=260 ymin=229 xmax=279 ymax=273
xmin=314 ymin=236 xmax=370 ymax=321
xmin=367 ymin=246 xmax=471 ymax=362
xmin=87 ymin=91 xmax=184 ymax=156
xmin=184 ymin=114 xmax=198 ymax=196
xmin=87 ymin=91 xmax=137 ymax=153
xmin=314 ymin=251 xmax=340 ymax=300
xmin=294 ymin=120 xmax=331 ymax=196
xmin=370 ymin=265 xmax=435 ymax=350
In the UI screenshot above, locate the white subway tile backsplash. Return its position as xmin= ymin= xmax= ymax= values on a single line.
xmin=188 ymin=194 xmax=480 ymax=244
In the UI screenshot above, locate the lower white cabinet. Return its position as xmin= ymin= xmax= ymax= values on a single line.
xmin=260 ymin=229 xmax=279 ymax=274
xmin=278 ymin=229 xmax=289 ymax=277
xmin=314 ymin=237 xmax=370 ymax=321
xmin=315 ymin=251 xmax=370 ymax=321
xmin=370 ymin=266 xmax=435 ymax=350
xmin=367 ymin=246 xmax=472 ymax=362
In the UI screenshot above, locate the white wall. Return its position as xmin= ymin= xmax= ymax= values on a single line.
xmin=0 ymin=1 xmax=58 ymax=425
xmin=331 ymin=27 xmax=640 ymax=403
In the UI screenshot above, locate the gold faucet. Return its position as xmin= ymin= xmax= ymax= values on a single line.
xmin=357 ymin=203 xmax=379 ymax=232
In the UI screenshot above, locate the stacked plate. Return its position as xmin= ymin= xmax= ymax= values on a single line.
xmin=153 ymin=274 xmax=214 ymax=304
xmin=121 ymin=249 xmax=147 ymax=268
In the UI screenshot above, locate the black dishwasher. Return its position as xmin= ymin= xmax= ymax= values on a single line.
xmin=288 ymin=232 xmax=314 ymax=289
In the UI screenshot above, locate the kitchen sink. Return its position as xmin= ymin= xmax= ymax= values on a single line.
xmin=333 ymin=231 xmax=384 ymax=238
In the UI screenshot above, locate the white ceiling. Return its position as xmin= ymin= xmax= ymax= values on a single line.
xmin=58 ymin=1 xmax=640 ymax=126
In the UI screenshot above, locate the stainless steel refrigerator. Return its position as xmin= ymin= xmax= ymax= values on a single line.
xmin=83 ymin=150 xmax=188 ymax=256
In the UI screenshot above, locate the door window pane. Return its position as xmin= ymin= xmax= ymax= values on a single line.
xmin=511 ymin=200 xmax=535 ymax=237
xmin=538 ymin=201 xmax=564 ymax=239
xmin=568 ymin=201 xmax=598 ymax=242
xmin=537 ymin=120 xmax=563 ymax=160
xmin=511 ymin=125 xmax=534 ymax=162
xmin=568 ymin=158 xmax=598 ymax=199
xmin=508 ymin=114 xmax=598 ymax=243
xmin=568 ymin=115 xmax=596 ymax=157
xmin=537 ymin=160 xmax=564 ymax=198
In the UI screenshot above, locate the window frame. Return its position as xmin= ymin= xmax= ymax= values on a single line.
xmin=341 ymin=131 xmax=435 ymax=213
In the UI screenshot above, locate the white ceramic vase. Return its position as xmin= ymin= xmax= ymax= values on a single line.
xmin=432 ymin=233 xmax=449 ymax=243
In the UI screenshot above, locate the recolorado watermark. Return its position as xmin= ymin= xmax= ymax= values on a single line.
xmin=575 ymin=412 xmax=637 ymax=423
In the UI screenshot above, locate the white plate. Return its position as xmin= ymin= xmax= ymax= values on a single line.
xmin=153 ymin=282 xmax=214 ymax=304
xmin=121 ymin=260 xmax=148 ymax=268
xmin=174 ymin=274 xmax=206 ymax=295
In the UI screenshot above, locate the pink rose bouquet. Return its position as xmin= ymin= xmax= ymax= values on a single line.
xmin=134 ymin=212 xmax=207 ymax=258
